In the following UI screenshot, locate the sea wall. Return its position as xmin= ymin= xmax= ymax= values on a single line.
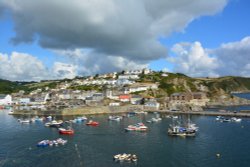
xmin=61 ymin=105 xmax=143 ymax=115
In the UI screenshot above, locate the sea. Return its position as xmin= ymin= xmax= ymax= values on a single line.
xmin=1 ymin=93 xmax=250 ymax=167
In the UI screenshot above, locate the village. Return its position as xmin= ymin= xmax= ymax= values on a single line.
xmin=0 ymin=68 xmax=210 ymax=115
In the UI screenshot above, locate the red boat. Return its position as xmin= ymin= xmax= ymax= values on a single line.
xmin=58 ymin=128 xmax=74 ymax=135
xmin=86 ymin=120 xmax=99 ymax=126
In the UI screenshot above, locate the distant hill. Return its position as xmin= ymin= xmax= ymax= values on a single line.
xmin=0 ymin=79 xmax=30 ymax=94
xmin=1 ymin=73 xmax=250 ymax=98
xmin=138 ymin=72 xmax=250 ymax=98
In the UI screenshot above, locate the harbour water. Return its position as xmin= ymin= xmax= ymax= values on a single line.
xmin=1 ymin=110 xmax=250 ymax=167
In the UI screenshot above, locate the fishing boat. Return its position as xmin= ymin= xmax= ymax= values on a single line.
xmin=125 ymin=123 xmax=148 ymax=132
xmin=108 ymin=116 xmax=122 ymax=121
xmin=86 ymin=120 xmax=99 ymax=126
xmin=168 ymin=125 xmax=196 ymax=137
xmin=58 ymin=127 xmax=74 ymax=135
xmin=45 ymin=120 xmax=63 ymax=127
xmin=231 ymin=117 xmax=242 ymax=122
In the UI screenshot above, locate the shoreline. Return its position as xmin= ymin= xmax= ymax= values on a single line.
xmin=10 ymin=109 xmax=250 ymax=118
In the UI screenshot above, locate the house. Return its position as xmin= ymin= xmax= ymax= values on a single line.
xmin=170 ymin=92 xmax=209 ymax=106
xmin=170 ymin=92 xmax=193 ymax=105
xmin=19 ymin=98 xmax=31 ymax=105
xmin=118 ymin=74 xmax=139 ymax=80
xmin=144 ymin=101 xmax=160 ymax=110
xmin=128 ymin=83 xmax=158 ymax=93
xmin=119 ymin=94 xmax=131 ymax=102
xmin=130 ymin=95 xmax=143 ymax=105
xmin=116 ymin=79 xmax=134 ymax=85
xmin=92 ymin=93 xmax=104 ymax=101
xmin=0 ymin=94 xmax=12 ymax=105
xmin=109 ymin=102 xmax=120 ymax=106
xmin=189 ymin=92 xmax=209 ymax=106
xmin=143 ymin=68 xmax=152 ymax=74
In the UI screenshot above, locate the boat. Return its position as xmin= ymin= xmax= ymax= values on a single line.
xmin=45 ymin=120 xmax=63 ymax=127
xmin=231 ymin=117 xmax=242 ymax=122
xmin=125 ymin=123 xmax=148 ymax=132
xmin=221 ymin=118 xmax=231 ymax=122
xmin=215 ymin=116 xmax=224 ymax=121
xmin=113 ymin=153 xmax=138 ymax=163
xmin=8 ymin=111 xmax=14 ymax=115
xmin=37 ymin=138 xmax=67 ymax=147
xmin=46 ymin=116 xmax=52 ymax=120
xmin=187 ymin=118 xmax=199 ymax=132
xmin=86 ymin=120 xmax=99 ymax=126
xmin=108 ymin=116 xmax=122 ymax=121
xmin=152 ymin=117 xmax=162 ymax=122
xmin=147 ymin=117 xmax=162 ymax=123
xmin=18 ymin=119 xmax=31 ymax=124
xmin=58 ymin=127 xmax=74 ymax=135
xmin=168 ymin=125 xmax=196 ymax=137
xmin=127 ymin=112 xmax=136 ymax=117
xmin=73 ymin=116 xmax=88 ymax=123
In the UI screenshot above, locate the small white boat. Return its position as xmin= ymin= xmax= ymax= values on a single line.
xmin=231 ymin=117 xmax=242 ymax=122
xmin=113 ymin=153 xmax=138 ymax=163
xmin=108 ymin=116 xmax=122 ymax=121
xmin=18 ymin=119 xmax=31 ymax=124
xmin=45 ymin=120 xmax=63 ymax=127
xmin=8 ymin=111 xmax=14 ymax=115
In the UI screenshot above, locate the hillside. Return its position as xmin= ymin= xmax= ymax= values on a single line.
xmin=138 ymin=72 xmax=250 ymax=98
xmin=1 ymin=73 xmax=250 ymax=99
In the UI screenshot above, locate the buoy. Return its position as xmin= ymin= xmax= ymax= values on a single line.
xmin=241 ymin=126 xmax=244 ymax=128
xmin=216 ymin=153 xmax=221 ymax=158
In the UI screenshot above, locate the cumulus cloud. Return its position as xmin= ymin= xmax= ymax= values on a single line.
xmin=170 ymin=42 xmax=219 ymax=77
xmin=55 ymin=49 xmax=148 ymax=76
xmin=169 ymin=36 xmax=250 ymax=77
xmin=52 ymin=62 xmax=77 ymax=79
xmin=0 ymin=52 xmax=77 ymax=81
xmin=212 ymin=37 xmax=250 ymax=77
xmin=0 ymin=52 xmax=49 ymax=81
xmin=1 ymin=0 xmax=227 ymax=63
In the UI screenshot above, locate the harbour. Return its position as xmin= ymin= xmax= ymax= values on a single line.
xmin=1 ymin=108 xmax=250 ymax=167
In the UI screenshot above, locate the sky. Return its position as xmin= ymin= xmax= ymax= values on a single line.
xmin=0 ymin=0 xmax=250 ymax=81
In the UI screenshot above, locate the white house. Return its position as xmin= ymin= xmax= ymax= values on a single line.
xmin=118 ymin=75 xmax=139 ymax=80
xmin=0 ymin=94 xmax=12 ymax=105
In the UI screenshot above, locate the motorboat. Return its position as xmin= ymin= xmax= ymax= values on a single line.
xmin=45 ymin=120 xmax=63 ymax=127
xmin=108 ymin=116 xmax=122 ymax=121
xmin=86 ymin=120 xmax=99 ymax=126
xmin=18 ymin=119 xmax=31 ymax=124
xmin=113 ymin=153 xmax=138 ymax=163
xmin=58 ymin=127 xmax=74 ymax=135
xmin=231 ymin=117 xmax=242 ymax=122
xmin=147 ymin=117 xmax=162 ymax=123
xmin=37 ymin=138 xmax=67 ymax=147
xmin=125 ymin=123 xmax=148 ymax=132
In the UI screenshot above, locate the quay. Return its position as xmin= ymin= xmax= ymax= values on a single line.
xmin=147 ymin=110 xmax=250 ymax=118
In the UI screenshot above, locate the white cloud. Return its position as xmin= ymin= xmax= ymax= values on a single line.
xmin=170 ymin=42 xmax=219 ymax=77
xmin=0 ymin=0 xmax=227 ymax=63
xmin=170 ymin=36 xmax=250 ymax=77
xmin=0 ymin=52 xmax=78 ymax=81
xmin=55 ymin=49 xmax=148 ymax=76
xmin=52 ymin=62 xmax=77 ymax=79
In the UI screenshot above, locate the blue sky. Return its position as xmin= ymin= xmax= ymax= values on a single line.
xmin=0 ymin=0 xmax=250 ymax=80
xmin=150 ymin=0 xmax=250 ymax=71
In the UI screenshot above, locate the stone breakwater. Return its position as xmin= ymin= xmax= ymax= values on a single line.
xmin=11 ymin=105 xmax=144 ymax=116
xmin=146 ymin=110 xmax=250 ymax=118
